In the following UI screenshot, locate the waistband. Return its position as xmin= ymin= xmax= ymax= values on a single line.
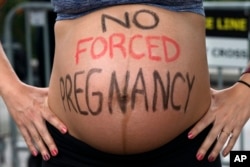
xmin=42 ymin=122 xmax=221 ymax=167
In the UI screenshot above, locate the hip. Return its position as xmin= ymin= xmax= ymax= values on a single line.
xmin=42 ymin=122 xmax=221 ymax=167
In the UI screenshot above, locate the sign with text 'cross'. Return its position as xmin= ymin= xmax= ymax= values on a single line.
xmin=205 ymin=9 xmax=249 ymax=68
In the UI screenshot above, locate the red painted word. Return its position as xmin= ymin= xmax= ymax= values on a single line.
xmin=75 ymin=33 xmax=180 ymax=64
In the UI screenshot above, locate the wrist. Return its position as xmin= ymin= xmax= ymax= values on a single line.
xmin=237 ymin=72 xmax=250 ymax=90
xmin=240 ymin=71 xmax=250 ymax=83
xmin=241 ymin=66 xmax=250 ymax=76
xmin=0 ymin=77 xmax=22 ymax=98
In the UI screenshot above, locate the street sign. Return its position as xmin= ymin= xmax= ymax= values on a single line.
xmin=205 ymin=9 xmax=249 ymax=68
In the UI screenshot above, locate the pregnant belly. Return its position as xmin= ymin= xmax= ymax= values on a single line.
xmin=48 ymin=63 xmax=210 ymax=154
xmin=48 ymin=4 xmax=210 ymax=154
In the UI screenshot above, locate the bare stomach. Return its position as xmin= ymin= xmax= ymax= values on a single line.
xmin=48 ymin=4 xmax=211 ymax=154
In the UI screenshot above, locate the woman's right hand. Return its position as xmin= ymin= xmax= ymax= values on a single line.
xmin=2 ymin=82 xmax=67 ymax=161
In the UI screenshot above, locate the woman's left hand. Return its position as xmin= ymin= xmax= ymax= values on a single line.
xmin=188 ymin=83 xmax=250 ymax=162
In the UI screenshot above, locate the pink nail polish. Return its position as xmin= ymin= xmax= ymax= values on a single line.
xmin=61 ymin=127 xmax=67 ymax=134
xmin=188 ymin=132 xmax=193 ymax=139
xmin=196 ymin=153 xmax=204 ymax=161
xmin=51 ymin=149 xmax=58 ymax=156
xmin=32 ymin=151 xmax=38 ymax=157
xmin=208 ymin=156 xmax=215 ymax=162
xmin=43 ymin=154 xmax=50 ymax=161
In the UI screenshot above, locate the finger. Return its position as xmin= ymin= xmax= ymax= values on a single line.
xmin=222 ymin=129 xmax=241 ymax=156
xmin=34 ymin=120 xmax=58 ymax=157
xmin=196 ymin=126 xmax=222 ymax=161
xmin=27 ymin=122 xmax=51 ymax=161
xmin=188 ymin=114 xmax=213 ymax=139
xmin=43 ymin=112 xmax=67 ymax=134
xmin=207 ymin=130 xmax=232 ymax=162
xmin=42 ymin=103 xmax=67 ymax=134
xmin=18 ymin=125 xmax=38 ymax=156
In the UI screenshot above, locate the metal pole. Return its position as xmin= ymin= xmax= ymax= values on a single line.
xmin=217 ymin=67 xmax=223 ymax=89
xmin=43 ymin=15 xmax=51 ymax=86
xmin=3 ymin=2 xmax=53 ymax=64
xmin=25 ymin=10 xmax=34 ymax=85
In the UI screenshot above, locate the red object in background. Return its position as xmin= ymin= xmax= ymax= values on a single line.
xmin=0 ymin=0 xmax=6 ymax=8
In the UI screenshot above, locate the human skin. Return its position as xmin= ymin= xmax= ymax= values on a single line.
xmin=48 ymin=4 xmax=211 ymax=154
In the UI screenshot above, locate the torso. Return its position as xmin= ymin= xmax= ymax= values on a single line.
xmin=48 ymin=4 xmax=211 ymax=154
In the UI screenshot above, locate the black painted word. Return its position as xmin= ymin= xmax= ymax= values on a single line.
xmin=101 ymin=9 xmax=159 ymax=32
xmin=59 ymin=68 xmax=195 ymax=116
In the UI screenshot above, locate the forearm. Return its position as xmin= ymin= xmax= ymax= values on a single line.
xmin=236 ymin=62 xmax=250 ymax=120
xmin=0 ymin=43 xmax=21 ymax=97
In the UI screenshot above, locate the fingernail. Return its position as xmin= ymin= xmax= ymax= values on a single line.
xmin=51 ymin=149 xmax=58 ymax=156
xmin=32 ymin=151 xmax=38 ymax=157
xmin=196 ymin=153 xmax=204 ymax=161
xmin=188 ymin=132 xmax=193 ymax=139
xmin=208 ymin=156 xmax=215 ymax=162
xmin=223 ymin=151 xmax=229 ymax=157
xmin=43 ymin=154 xmax=50 ymax=161
xmin=61 ymin=127 xmax=67 ymax=134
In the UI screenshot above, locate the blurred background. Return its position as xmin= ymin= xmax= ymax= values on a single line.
xmin=0 ymin=0 xmax=250 ymax=167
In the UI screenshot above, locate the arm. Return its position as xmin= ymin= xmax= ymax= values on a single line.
xmin=188 ymin=63 xmax=250 ymax=162
xmin=0 ymin=43 xmax=67 ymax=161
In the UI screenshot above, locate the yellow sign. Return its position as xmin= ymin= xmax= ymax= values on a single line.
xmin=206 ymin=17 xmax=247 ymax=32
